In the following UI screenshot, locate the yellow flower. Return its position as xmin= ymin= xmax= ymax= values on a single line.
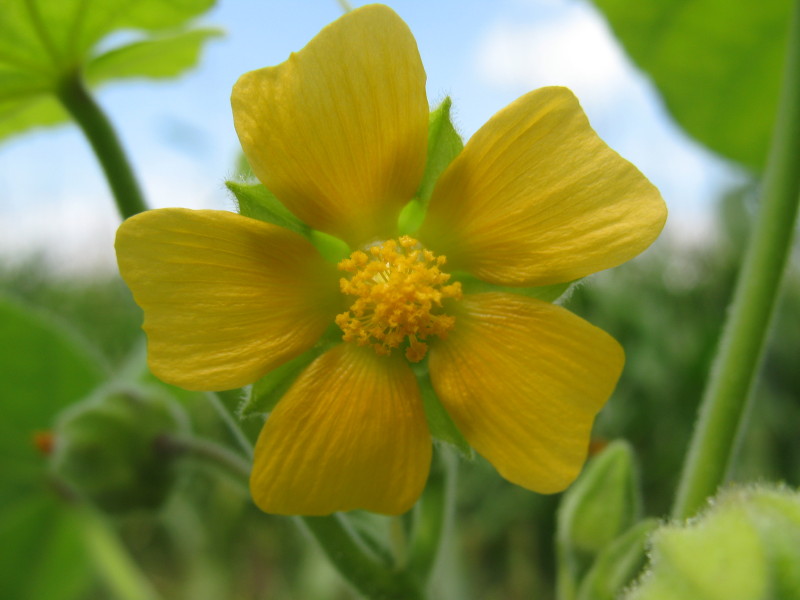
xmin=115 ymin=4 xmax=666 ymax=516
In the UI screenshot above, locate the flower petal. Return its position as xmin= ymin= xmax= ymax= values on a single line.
xmin=115 ymin=208 xmax=341 ymax=391
xmin=419 ymin=87 xmax=666 ymax=286
xmin=232 ymin=5 xmax=428 ymax=248
xmin=250 ymin=344 xmax=431 ymax=515
xmin=428 ymin=293 xmax=624 ymax=493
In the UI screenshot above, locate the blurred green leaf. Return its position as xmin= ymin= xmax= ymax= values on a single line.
xmin=0 ymin=95 xmax=68 ymax=140
xmin=0 ymin=296 xmax=107 ymax=494
xmin=591 ymin=0 xmax=789 ymax=169
xmin=0 ymin=494 xmax=92 ymax=600
xmin=86 ymin=28 xmax=222 ymax=83
xmin=0 ymin=0 xmax=217 ymax=142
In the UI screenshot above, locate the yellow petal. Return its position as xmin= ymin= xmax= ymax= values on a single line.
xmin=419 ymin=87 xmax=666 ymax=286
xmin=115 ymin=208 xmax=341 ymax=391
xmin=428 ymin=293 xmax=624 ymax=493
xmin=232 ymin=5 xmax=428 ymax=248
xmin=250 ymin=344 xmax=431 ymax=515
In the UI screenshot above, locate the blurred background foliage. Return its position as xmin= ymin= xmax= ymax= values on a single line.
xmin=2 ymin=180 xmax=797 ymax=600
xmin=1 ymin=0 xmax=799 ymax=598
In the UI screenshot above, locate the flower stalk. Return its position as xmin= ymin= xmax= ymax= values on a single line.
xmin=672 ymin=0 xmax=800 ymax=520
xmin=56 ymin=71 xmax=148 ymax=219
xmin=158 ymin=430 xmax=438 ymax=600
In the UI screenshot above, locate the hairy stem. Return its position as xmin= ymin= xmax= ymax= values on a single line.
xmin=158 ymin=432 xmax=428 ymax=599
xmin=56 ymin=71 xmax=148 ymax=219
xmin=672 ymin=0 xmax=800 ymax=519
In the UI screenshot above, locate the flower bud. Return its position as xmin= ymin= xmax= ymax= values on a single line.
xmin=558 ymin=440 xmax=642 ymax=563
xmin=626 ymin=485 xmax=800 ymax=600
xmin=50 ymin=385 xmax=187 ymax=514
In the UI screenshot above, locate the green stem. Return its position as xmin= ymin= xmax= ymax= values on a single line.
xmin=155 ymin=433 xmax=251 ymax=481
xmin=78 ymin=505 xmax=162 ymax=600
xmin=159 ymin=432 xmax=427 ymax=599
xmin=407 ymin=448 xmax=456 ymax=584
xmin=204 ymin=392 xmax=254 ymax=459
xmin=672 ymin=0 xmax=800 ymax=520
xmin=56 ymin=71 xmax=148 ymax=219
xmin=301 ymin=516 xmax=426 ymax=600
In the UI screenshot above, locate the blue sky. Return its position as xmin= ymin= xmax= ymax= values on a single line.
xmin=0 ymin=0 xmax=741 ymax=273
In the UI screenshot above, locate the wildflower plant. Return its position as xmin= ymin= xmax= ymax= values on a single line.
xmin=3 ymin=0 xmax=800 ymax=599
xmin=116 ymin=4 xmax=666 ymax=517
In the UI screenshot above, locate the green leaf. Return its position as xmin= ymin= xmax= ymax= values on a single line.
xmin=0 ymin=298 xmax=109 ymax=600
xmin=417 ymin=370 xmax=472 ymax=458
xmin=0 ymin=296 xmax=107 ymax=494
xmin=86 ymin=28 xmax=222 ymax=83
xmin=226 ymin=180 xmax=310 ymax=238
xmin=590 ymin=0 xmax=790 ymax=169
xmin=0 ymin=495 xmax=92 ymax=600
xmin=0 ymin=0 xmax=217 ymax=142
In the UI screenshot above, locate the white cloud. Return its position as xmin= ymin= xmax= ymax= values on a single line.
xmin=476 ymin=2 xmax=630 ymax=109
xmin=0 ymin=159 xmax=228 ymax=275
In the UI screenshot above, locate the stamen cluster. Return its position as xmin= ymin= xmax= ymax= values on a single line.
xmin=335 ymin=236 xmax=462 ymax=361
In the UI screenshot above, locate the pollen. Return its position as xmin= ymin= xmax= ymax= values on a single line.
xmin=335 ymin=236 xmax=462 ymax=362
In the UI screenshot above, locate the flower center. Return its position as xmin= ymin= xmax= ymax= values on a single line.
xmin=335 ymin=236 xmax=462 ymax=362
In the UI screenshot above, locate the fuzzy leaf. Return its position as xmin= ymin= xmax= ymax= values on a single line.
xmin=226 ymin=180 xmax=310 ymax=237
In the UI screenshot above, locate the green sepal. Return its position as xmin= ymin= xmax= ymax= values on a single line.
xmin=418 ymin=97 xmax=463 ymax=206
xmin=240 ymin=327 xmax=342 ymax=417
xmin=309 ymin=230 xmax=351 ymax=263
xmin=397 ymin=198 xmax=426 ymax=235
xmin=240 ymin=348 xmax=322 ymax=418
xmin=226 ymin=180 xmax=309 ymax=236
xmin=576 ymin=518 xmax=658 ymax=600
xmin=398 ymin=97 xmax=464 ymax=235
xmin=226 ymin=180 xmax=351 ymax=262
xmin=456 ymin=273 xmax=576 ymax=303
xmin=415 ymin=368 xmax=472 ymax=458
